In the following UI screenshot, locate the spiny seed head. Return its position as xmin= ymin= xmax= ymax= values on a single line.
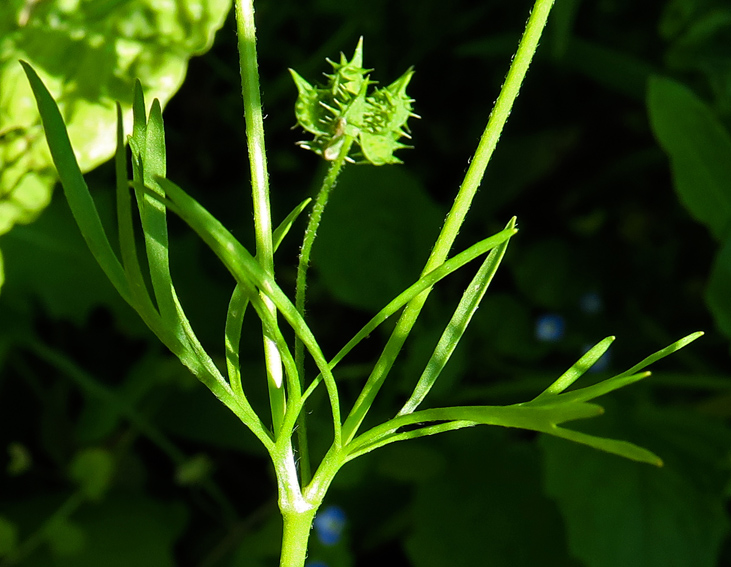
xmin=290 ymin=38 xmax=416 ymax=165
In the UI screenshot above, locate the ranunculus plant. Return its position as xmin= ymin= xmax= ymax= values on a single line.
xmin=21 ymin=0 xmax=700 ymax=565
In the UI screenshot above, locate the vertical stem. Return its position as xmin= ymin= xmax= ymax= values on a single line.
xmin=274 ymin=439 xmax=321 ymax=567
xmin=280 ymin=507 xmax=318 ymax=567
xmin=235 ymin=0 xmax=286 ymax=433
xmin=425 ymin=0 xmax=555 ymax=270
xmin=294 ymin=136 xmax=354 ymax=484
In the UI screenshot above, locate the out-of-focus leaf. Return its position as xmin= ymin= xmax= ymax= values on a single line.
xmin=540 ymin=404 xmax=731 ymax=567
xmin=154 ymin=371 xmax=269 ymax=456
xmin=647 ymin=75 xmax=731 ymax=240
xmin=0 ymin=190 xmax=142 ymax=331
xmin=0 ymin=0 xmax=232 ymax=238
xmin=512 ymin=239 xmax=575 ymax=310
xmin=40 ymin=495 xmax=186 ymax=567
xmin=230 ymin=514 xmax=282 ymax=567
xmin=660 ymin=3 xmax=731 ymax=113
xmin=68 ymin=447 xmax=115 ymax=501
xmin=6 ymin=442 xmax=32 ymax=476
xmin=174 ymin=453 xmax=214 ymax=486
xmin=472 ymin=292 xmax=537 ymax=359
xmin=563 ymin=37 xmax=655 ymax=100
xmin=547 ymin=0 xmax=583 ymax=59
xmin=1 ymin=493 xmax=186 ymax=567
xmin=0 ymin=516 xmax=18 ymax=557
xmin=45 ymin=518 xmax=86 ymax=557
xmin=705 ymin=235 xmax=731 ymax=341
xmin=405 ymin=430 xmax=579 ymax=567
xmin=374 ymin=441 xmax=446 ymax=483
xmin=312 ymin=166 xmax=442 ymax=312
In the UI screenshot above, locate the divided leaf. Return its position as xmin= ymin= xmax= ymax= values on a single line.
xmin=347 ymin=332 xmax=703 ymax=466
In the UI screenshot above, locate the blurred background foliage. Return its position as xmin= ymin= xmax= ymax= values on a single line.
xmin=1 ymin=0 xmax=731 ymax=565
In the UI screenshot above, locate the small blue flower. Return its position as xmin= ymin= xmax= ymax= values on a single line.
xmin=579 ymin=291 xmax=603 ymax=314
xmin=535 ymin=314 xmax=565 ymax=342
xmin=313 ymin=505 xmax=346 ymax=546
xmin=306 ymin=562 xmax=329 ymax=567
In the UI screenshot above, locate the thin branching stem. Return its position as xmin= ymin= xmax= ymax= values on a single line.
xmin=235 ymin=0 xmax=287 ymax=434
xmin=294 ymin=135 xmax=355 ymax=485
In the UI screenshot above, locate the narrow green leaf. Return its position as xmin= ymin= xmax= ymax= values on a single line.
xmin=345 ymin=420 xmax=475 ymax=462
xmin=128 ymin=93 xmax=233 ymax=426
xmin=348 ymin=392 xmax=667 ymax=466
xmin=648 ymin=76 xmax=731 ymax=240
xmin=534 ymin=332 xmax=703 ymax=406
xmin=152 ymin=177 xmax=343 ymax=445
xmin=273 ymin=198 xmax=312 ymax=251
xmin=343 ymin=217 xmax=518 ymax=444
xmin=302 ymin=226 xmax=517 ymax=400
xmin=533 ymin=336 xmax=616 ymax=401
xmin=551 ymin=372 xmax=651 ymax=406
xmin=609 ymin=332 xmax=703 ymax=384
xmin=23 ymin=66 xmax=265 ymax=448
xmin=129 ymin=80 xmax=147 ymax=168
xmin=549 ymin=427 xmax=662 ymax=466
xmin=136 ymin=97 xmax=178 ymax=326
xmin=21 ymin=62 xmax=130 ymax=301
xmin=225 ymin=283 xmax=249 ymax=399
xmin=145 ymin=100 xmax=167 ymax=183
xmin=225 ymin=198 xmax=311 ymax=401
xmin=399 ymin=217 xmax=516 ymax=415
xmin=114 ymin=102 xmax=161 ymax=334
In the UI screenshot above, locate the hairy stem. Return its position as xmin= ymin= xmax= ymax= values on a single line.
xmin=279 ymin=507 xmax=318 ymax=567
xmin=294 ymin=136 xmax=355 ymax=484
xmin=235 ymin=0 xmax=286 ymax=434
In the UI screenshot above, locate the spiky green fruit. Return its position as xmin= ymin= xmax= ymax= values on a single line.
xmin=289 ymin=38 xmax=417 ymax=165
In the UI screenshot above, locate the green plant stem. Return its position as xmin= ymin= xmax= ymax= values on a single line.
xmin=235 ymin=0 xmax=285 ymax=434
xmin=342 ymin=0 xmax=556 ymax=443
xmin=294 ymin=135 xmax=355 ymax=485
xmin=279 ymin=507 xmax=318 ymax=567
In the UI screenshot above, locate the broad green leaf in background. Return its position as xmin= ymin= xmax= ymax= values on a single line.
xmin=0 ymin=0 xmax=232 ymax=272
xmin=648 ymin=75 xmax=731 ymax=342
xmin=647 ymin=75 xmax=731 ymax=240
xmin=562 ymin=38 xmax=654 ymax=101
xmin=0 ymin=189 xmax=142 ymax=328
xmin=706 ymin=235 xmax=731 ymax=342
xmin=540 ymin=403 xmax=731 ymax=567
xmin=312 ymin=166 xmax=443 ymax=312
xmin=405 ymin=430 xmax=579 ymax=567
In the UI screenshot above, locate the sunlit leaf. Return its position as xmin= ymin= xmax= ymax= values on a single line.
xmin=541 ymin=407 xmax=731 ymax=567
xmin=0 ymin=0 xmax=232 ymax=241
